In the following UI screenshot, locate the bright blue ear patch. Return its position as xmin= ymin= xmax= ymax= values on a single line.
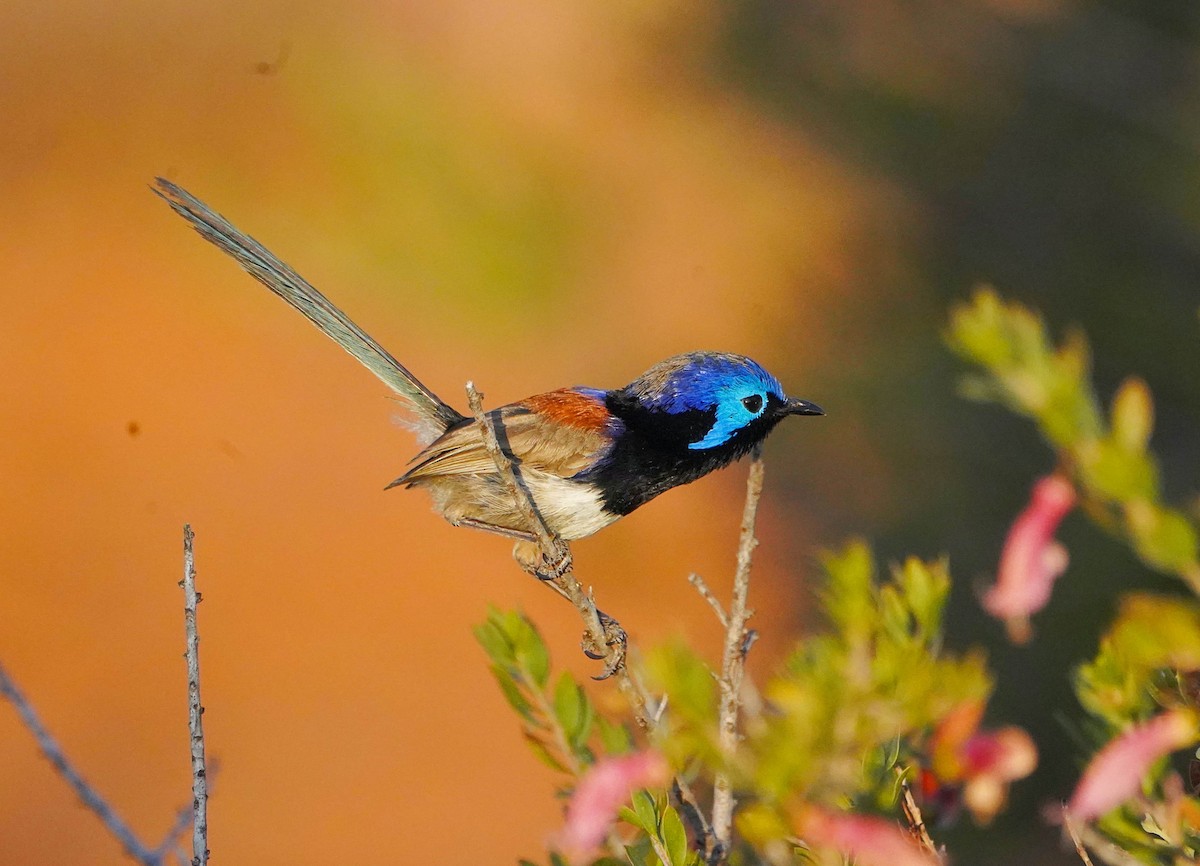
xmin=688 ymin=385 xmax=771 ymax=449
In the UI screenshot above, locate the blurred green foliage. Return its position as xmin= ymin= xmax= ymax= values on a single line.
xmin=949 ymin=290 xmax=1200 ymax=862
xmin=479 ymin=545 xmax=1009 ymax=865
xmin=475 ymin=606 xmax=632 ymax=776
xmin=478 ymin=290 xmax=1200 ymax=866
xmin=948 ymin=288 xmax=1200 ymax=591
xmin=704 ymin=16 xmax=1200 ymax=859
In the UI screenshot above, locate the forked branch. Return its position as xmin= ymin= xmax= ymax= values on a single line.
xmin=0 ymin=527 xmax=214 ymax=866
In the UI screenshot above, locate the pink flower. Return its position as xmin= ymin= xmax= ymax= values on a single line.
xmin=983 ymin=475 xmax=1077 ymax=643
xmin=1068 ymin=710 xmax=1198 ymax=821
xmin=797 ymin=807 xmax=938 ymax=866
xmin=928 ymin=700 xmax=1037 ymax=824
xmin=958 ymin=727 xmax=1038 ymax=822
xmin=554 ymin=750 xmax=669 ymax=858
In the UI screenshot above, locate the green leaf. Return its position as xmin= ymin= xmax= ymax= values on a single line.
xmin=945 ymin=287 xmax=1010 ymax=368
xmin=946 ymin=289 xmax=1104 ymax=445
xmin=643 ymin=643 xmax=716 ymax=725
xmin=474 ymin=616 xmax=514 ymax=666
xmin=632 ymin=790 xmax=660 ymax=835
xmin=511 ymin=616 xmax=551 ymax=688
xmin=553 ymin=673 xmax=592 ymax=749
xmin=956 ymin=373 xmax=1005 ymax=403
xmin=878 ymin=585 xmax=911 ymax=645
xmin=1126 ymin=501 xmax=1200 ymax=574
xmin=660 ymin=805 xmax=689 ymax=866
xmin=597 ymin=716 xmax=634 ymax=755
xmin=820 ymin=540 xmax=875 ymax=645
xmin=573 ymin=699 xmax=596 ymax=753
xmin=894 ymin=556 xmax=950 ymax=639
xmin=1075 ymin=434 xmax=1156 ymax=503
xmin=1108 ymin=594 xmax=1200 ymax=673
xmin=491 ymin=665 xmax=537 ymax=724
xmin=618 ymin=805 xmax=649 ymax=834
xmin=735 ymin=803 xmax=790 ymax=847
xmin=1111 ymin=377 xmax=1154 ymax=453
xmin=1078 ymin=439 xmax=1159 ymax=502
xmin=524 ymin=732 xmax=569 ymax=773
xmin=1075 ymin=642 xmax=1151 ymax=726
xmin=624 ymin=837 xmax=658 ymax=866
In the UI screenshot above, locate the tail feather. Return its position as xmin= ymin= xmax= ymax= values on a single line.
xmin=152 ymin=178 xmax=464 ymax=433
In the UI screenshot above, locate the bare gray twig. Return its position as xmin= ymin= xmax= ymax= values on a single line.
xmin=687 ymin=573 xmax=728 ymax=628
xmin=153 ymin=759 xmax=220 ymax=863
xmin=0 ymin=661 xmax=162 ymax=864
xmin=0 ymin=528 xmax=223 ymax=866
xmin=182 ymin=525 xmax=209 ymax=866
xmin=673 ymin=778 xmax=714 ymax=848
xmin=153 ymin=804 xmax=198 ymax=863
xmin=1063 ymin=809 xmax=1096 ymax=866
xmin=1061 ymin=806 xmax=1143 ymax=866
xmin=709 ymin=451 xmax=766 ymax=864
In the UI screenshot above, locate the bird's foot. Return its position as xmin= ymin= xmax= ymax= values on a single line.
xmin=512 ymin=540 xmax=573 ymax=581
xmin=583 ymin=609 xmax=627 ymax=680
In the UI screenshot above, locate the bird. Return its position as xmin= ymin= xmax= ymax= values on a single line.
xmin=152 ymin=178 xmax=824 ymax=546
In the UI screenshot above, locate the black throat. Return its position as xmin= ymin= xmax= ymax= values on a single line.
xmin=582 ymin=390 xmax=777 ymax=517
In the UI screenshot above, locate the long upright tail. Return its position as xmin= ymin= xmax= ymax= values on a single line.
xmin=152 ymin=178 xmax=465 ymax=434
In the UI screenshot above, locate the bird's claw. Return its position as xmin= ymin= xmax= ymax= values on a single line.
xmin=584 ymin=611 xmax=627 ymax=680
xmin=535 ymin=549 xmax=573 ymax=581
xmin=514 ymin=540 xmax=621 ymax=675
xmin=512 ymin=540 xmax=573 ymax=581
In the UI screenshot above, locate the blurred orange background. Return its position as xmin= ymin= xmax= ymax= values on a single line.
xmin=0 ymin=3 xmax=873 ymax=863
xmin=6 ymin=1 xmax=1200 ymax=864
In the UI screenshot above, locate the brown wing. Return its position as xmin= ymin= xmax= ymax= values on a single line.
xmin=391 ymin=389 xmax=614 ymax=485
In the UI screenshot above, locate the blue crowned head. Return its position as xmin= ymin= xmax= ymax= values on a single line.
xmin=585 ymin=351 xmax=823 ymax=518
xmin=616 ymin=351 xmax=823 ymax=451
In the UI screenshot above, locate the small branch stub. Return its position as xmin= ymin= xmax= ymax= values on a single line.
xmin=687 ymin=573 xmax=729 ymax=628
xmin=182 ymin=525 xmax=209 ymax=866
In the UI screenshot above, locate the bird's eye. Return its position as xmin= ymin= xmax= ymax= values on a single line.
xmin=741 ymin=394 xmax=763 ymax=414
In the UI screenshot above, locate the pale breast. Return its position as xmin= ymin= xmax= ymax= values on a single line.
xmin=524 ymin=472 xmax=620 ymax=540
xmin=415 ymin=469 xmax=618 ymax=541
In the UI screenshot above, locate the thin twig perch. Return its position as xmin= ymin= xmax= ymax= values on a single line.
xmin=465 ymin=381 xmax=720 ymax=850
xmin=708 ymin=450 xmax=766 ymax=864
xmin=898 ymin=768 xmax=942 ymax=861
xmin=1063 ymin=809 xmax=1096 ymax=866
xmin=1061 ymin=806 xmax=1143 ymax=866
xmin=182 ymin=525 xmax=209 ymax=866
xmin=464 ymin=382 xmax=625 ymax=678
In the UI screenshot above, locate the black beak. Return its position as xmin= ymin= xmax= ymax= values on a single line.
xmin=783 ymin=397 xmax=824 ymax=416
